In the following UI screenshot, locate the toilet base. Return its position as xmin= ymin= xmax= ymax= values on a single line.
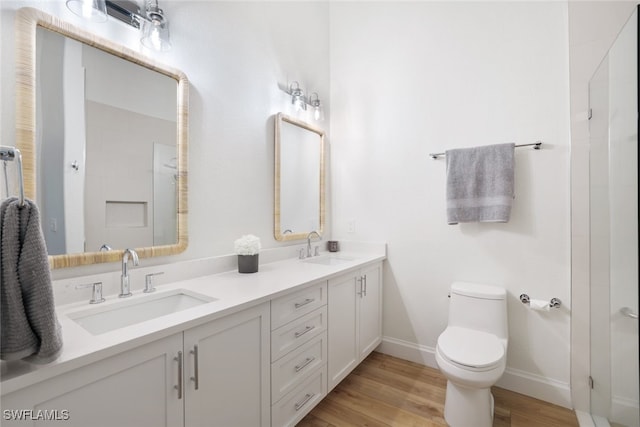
xmin=444 ymin=380 xmax=494 ymax=427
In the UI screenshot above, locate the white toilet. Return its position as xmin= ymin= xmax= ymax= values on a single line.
xmin=435 ymin=282 xmax=508 ymax=427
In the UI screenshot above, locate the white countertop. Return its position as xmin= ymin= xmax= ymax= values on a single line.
xmin=1 ymin=247 xmax=385 ymax=395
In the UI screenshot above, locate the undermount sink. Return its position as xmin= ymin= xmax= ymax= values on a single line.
xmin=67 ymin=289 xmax=215 ymax=335
xmin=302 ymin=255 xmax=355 ymax=266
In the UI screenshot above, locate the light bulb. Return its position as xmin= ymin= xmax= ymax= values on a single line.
xmin=150 ymin=26 xmax=162 ymax=51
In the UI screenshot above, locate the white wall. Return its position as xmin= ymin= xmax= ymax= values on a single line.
xmin=0 ymin=1 xmax=331 ymax=279
xmin=330 ymin=2 xmax=572 ymax=407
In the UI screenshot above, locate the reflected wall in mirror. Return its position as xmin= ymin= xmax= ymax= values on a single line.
xmin=15 ymin=8 xmax=189 ymax=268
xmin=274 ymin=113 xmax=325 ymax=241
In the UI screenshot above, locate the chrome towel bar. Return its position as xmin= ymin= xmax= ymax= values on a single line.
xmin=429 ymin=141 xmax=542 ymax=160
xmin=0 ymin=145 xmax=25 ymax=207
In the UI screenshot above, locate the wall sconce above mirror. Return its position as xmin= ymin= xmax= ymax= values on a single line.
xmin=66 ymin=0 xmax=171 ymax=51
xmin=15 ymin=7 xmax=188 ymax=268
xmin=274 ymin=113 xmax=326 ymax=242
xmin=279 ymin=82 xmax=324 ymax=121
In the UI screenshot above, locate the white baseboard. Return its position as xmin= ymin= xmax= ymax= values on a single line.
xmin=611 ymin=394 xmax=640 ymax=427
xmin=379 ymin=336 xmax=572 ymax=409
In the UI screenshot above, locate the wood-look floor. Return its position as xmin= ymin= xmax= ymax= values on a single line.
xmin=298 ymin=352 xmax=579 ymax=427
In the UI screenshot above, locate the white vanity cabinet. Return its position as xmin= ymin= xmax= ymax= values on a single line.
xmin=0 ymin=333 xmax=184 ymax=427
xmin=184 ymin=302 xmax=271 ymax=427
xmin=1 ymin=302 xmax=270 ymax=427
xmin=270 ymin=280 xmax=328 ymax=427
xmin=327 ymin=262 xmax=382 ymax=391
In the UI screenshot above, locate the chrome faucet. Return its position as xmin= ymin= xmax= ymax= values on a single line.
xmin=120 ymin=248 xmax=139 ymax=298
xmin=307 ymin=231 xmax=321 ymax=257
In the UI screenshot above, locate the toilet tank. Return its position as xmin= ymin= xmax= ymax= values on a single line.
xmin=448 ymin=282 xmax=508 ymax=340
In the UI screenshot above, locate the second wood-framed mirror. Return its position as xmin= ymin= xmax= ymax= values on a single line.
xmin=15 ymin=7 xmax=189 ymax=268
xmin=274 ymin=113 xmax=326 ymax=242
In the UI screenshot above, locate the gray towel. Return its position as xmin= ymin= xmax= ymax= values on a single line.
xmin=445 ymin=143 xmax=515 ymax=225
xmin=1 ymin=197 xmax=63 ymax=363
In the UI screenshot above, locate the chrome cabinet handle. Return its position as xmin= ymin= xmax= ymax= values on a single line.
xmin=174 ymin=351 xmax=183 ymax=399
xmin=294 ymin=393 xmax=315 ymax=411
xmin=294 ymin=356 xmax=316 ymax=372
xmin=621 ymin=307 xmax=638 ymax=319
xmin=190 ymin=345 xmax=199 ymax=390
xmin=295 ymin=325 xmax=315 ymax=338
xmin=356 ymin=276 xmax=363 ymax=297
xmin=295 ymin=298 xmax=315 ymax=309
xmin=363 ymin=275 xmax=367 ymax=297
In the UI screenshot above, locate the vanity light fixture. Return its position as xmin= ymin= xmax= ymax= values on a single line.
xmin=139 ymin=0 xmax=171 ymax=52
xmin=289 ymin=81 xmax=307 ymax=112
xmin=280 ymin=82 xmax=325 ymax=120
xmin=308 ymin=92 xmax=324 ymax=121
xmin=66 ymin=0 xmax=172 ymax=51
xmin=66 ymin=0 xmax=108 ymax=23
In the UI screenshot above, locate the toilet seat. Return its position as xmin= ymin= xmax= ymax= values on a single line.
xmin=437 ymin=327 xmax=505 ymax=371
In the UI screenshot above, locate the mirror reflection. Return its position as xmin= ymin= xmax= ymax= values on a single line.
xmin=35 ymin=27 xmax=178 ymax=256
xmin=15 ymin=7 xmax=188 ymax=268
xmin=274 ymin=113 xmax=325 ymax=241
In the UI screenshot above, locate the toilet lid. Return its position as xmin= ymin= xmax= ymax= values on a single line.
xmin=437 ymin=327 xmax=504 ymax=369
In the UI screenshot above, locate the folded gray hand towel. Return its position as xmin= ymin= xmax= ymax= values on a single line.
xmin=1 ymin=197 xmax=63 ymax=363
xmin=445 ymin=143 xmax=515 ymax=225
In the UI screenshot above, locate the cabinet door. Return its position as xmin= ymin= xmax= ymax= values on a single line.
xmin=327 ymin=272 xmax=359 ymax=391
xmin=359 ymin=263 xmax=382 ymax=360
xmin=1 ymin=334 xmax=184 ymax=427
xmin=183 ymin=303 xmax=270 ymax=427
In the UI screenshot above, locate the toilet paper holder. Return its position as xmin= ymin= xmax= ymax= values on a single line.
xmin=520 ymin=294 xmax=561 ymax=308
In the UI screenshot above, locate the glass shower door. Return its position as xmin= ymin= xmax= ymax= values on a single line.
xmin=588 ymin=7 xmax=639 ymax=427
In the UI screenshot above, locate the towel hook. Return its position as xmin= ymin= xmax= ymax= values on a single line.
xmin=0 ymin=146 xmax=25 ymax=207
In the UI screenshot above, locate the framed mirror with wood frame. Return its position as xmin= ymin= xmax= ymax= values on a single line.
xmin=274 ymin=113 xmax=325 ymax=242
xmin=14 ymin=7 xmax=189 ymax=268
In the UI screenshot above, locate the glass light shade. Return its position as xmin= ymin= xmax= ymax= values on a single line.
xmin=141 ymin=19 xmax=172 ymax=52
xmin=66 ymin=0 xmax=108 ymax=23
xmin=293 ymin=95 xmax=306 ymax=111
xmin=313 ymin=104 xmax=325 ymax=121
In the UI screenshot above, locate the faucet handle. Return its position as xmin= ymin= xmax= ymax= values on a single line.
xmin=314 ymin=246 xmax=320 ymax=257
xmin=298 ymin=248 xmax=306 ymax=260
xmin=144 ymin=272 xmax=164 ymax=293
xmin=76 ymin=281 xmax=105 ymax=304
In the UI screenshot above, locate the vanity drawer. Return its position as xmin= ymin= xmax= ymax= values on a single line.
xmin=272 ymin=332 xmax=326 ymax=403
xmin=272 ymin=306 xmax=327 ymax=361
xmin=271 ymin=281 xmax=327 ymax=330
xmin=271 ymin=365 xmax=327 ymax=427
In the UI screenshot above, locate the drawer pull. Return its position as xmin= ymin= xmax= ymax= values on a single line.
xmin=294 ymin=393 xmax=315 ymax=411
xmin=294 ymin=325 xmax=315 ymax=338
xmin=190 ymin=345 xmax=199 ymax=390
xmin=294 ymin=356 xmax=316 ymax=372
xmin=174 ymin=351 xmax=183 ymax=400
xmin=294 ymin=298 xmax=315 ymax=309
xmin=363 ymin=274 xmax=367 ymax=297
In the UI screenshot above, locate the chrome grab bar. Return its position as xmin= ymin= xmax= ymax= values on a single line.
xmin=621 ymin=307 xmax=638 ymax=319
